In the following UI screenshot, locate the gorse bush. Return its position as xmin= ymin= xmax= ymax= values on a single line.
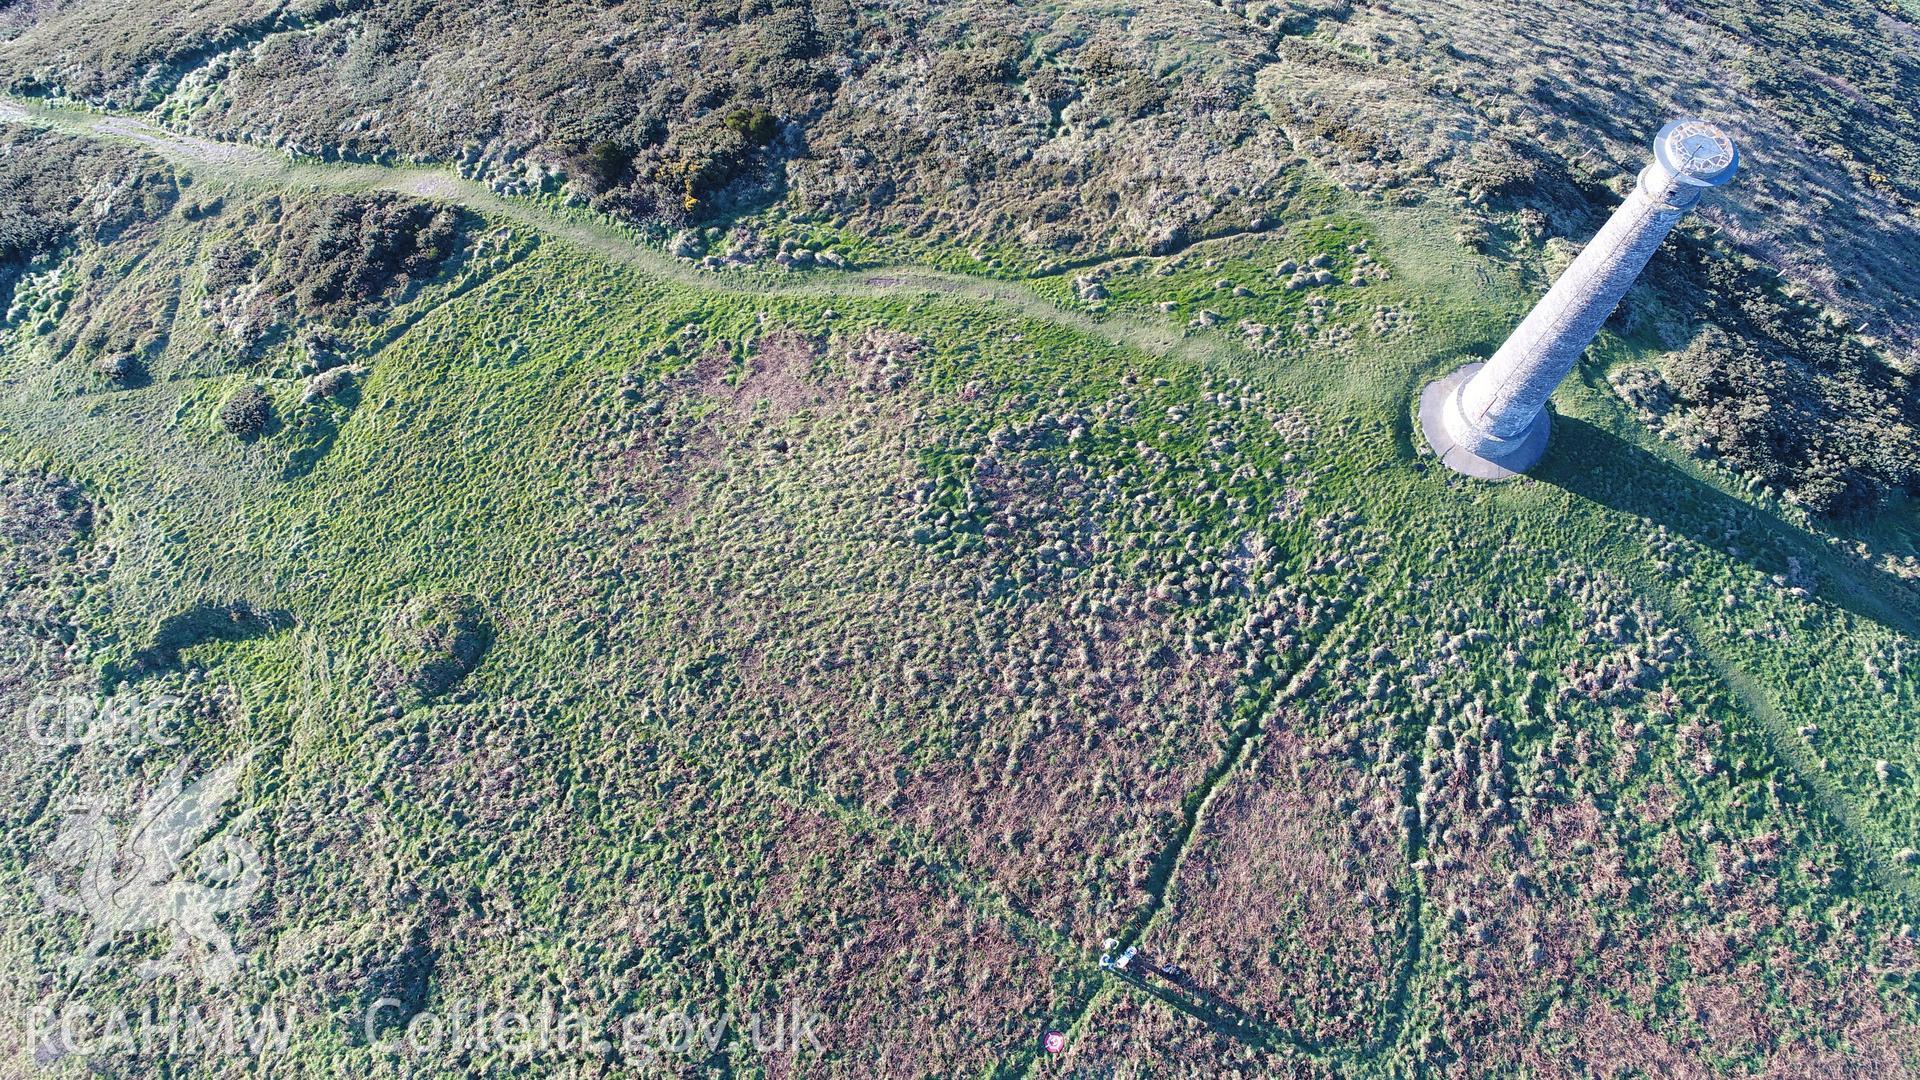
xmin=0 ymin=204 xmax=61 ymax=269
xmin=202 ymin=194 xmax=469 ymax=354
xmin=218 ymin=382 xmax=271 ymax=436
xmin=577 ymin=139 xmax=633 ymax=194
xmin=283 ymin=196 xmax=463 ymax=315
xmin=723 ymin=107 xmax=779 ymax=146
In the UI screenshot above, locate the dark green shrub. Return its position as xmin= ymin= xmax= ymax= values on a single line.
xmin=724 ymin=107 xmax=780 ymax=146
xmin=220 ymin=382 xmax=271 ymax=436
xmin=0 ymin=204 xmax=62 ymax=268
xmin=205 ymin=239 xmax=260 ymax=294
xmin=579 ymin=139 xmax=633 ymax=193
xmin=283 ymin=196 xmax=465 ymax=316
xmin=96 ymin=352 xmax=146 ymax=387
xmin=1027 ymin=67 xmax=1076 ymax=112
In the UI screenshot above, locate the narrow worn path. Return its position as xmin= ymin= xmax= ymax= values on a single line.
xmin=0 ymin=94 xmax=1243 ymax=373
xmin=1024 ymin=574 xmax=1428 ymax=1076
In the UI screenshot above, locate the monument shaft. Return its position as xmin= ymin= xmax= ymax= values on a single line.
xmin=1459 ymin=163 xmax=1698 ymax=444
xmin=1419 ymin=119 xmax=1739 ymax=479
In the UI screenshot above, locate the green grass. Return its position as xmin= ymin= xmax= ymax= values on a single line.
xmin=0 ymin=106 xmax=1916 ymax=1078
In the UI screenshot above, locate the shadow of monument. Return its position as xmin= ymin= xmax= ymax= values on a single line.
xmin=1532 ymin=415 xmax=1920 ymax=640
xmin=1108 ymin=969 xmax=1297 ymax=1053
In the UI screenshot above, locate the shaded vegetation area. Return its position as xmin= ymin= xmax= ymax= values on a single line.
xmin=204 ymin=193 xmax=468 ymax=355
xmin=134 ymin=600 xmax=294 ymax=674
xmin=0 ymin=128 xmax=171 ymax=317
xmin=1640 ymin=243 xmax=1920 ymax=517
xmin=373 ymin=592 xmax=494 ymax=709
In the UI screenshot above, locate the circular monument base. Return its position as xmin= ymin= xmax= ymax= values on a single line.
xmin=1417 ymin=363 xmax=1550 ymax=480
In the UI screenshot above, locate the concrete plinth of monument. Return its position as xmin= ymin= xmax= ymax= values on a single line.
xmin=1417 ymin=363 xmax=1551 ymax=480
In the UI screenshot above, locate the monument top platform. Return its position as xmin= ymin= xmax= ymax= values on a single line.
xmin=1655 ymin=119 xmax=1739 ymax=187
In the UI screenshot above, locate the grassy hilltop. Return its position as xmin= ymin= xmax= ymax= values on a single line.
xmin=0 ymin=1 xmax=1917 ymax=1077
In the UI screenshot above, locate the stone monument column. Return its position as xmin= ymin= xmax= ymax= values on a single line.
xmin=1419 ymin=119 xmax=1740 ymax=478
